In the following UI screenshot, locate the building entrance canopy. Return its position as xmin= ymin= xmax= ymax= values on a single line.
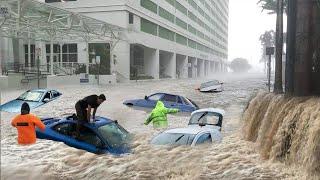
xmin=0 ymin=0 xmax=124 ymax=42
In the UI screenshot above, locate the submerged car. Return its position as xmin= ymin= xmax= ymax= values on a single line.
xmin=36 ymin=115 xmax=131 ymax=154
xmin=0 ymin=89 xmax=62 ymax=113
xmin=151 ymin=108 xmax=224 ymax=146
xmin=197 ymin=80 xmax=223 ymax=92
xmin=123 ymin=93 xmax=199 ymax=112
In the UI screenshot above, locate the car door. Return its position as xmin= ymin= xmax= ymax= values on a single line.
xmin=76 ymin=126 xmax=105 ymax=153
xmin=51 ymin=90 xmax=62 ymax=100
xmin=52 ymin=122 xmax=102 ymax=153
xmin=42 ymin=91 xmax=52 ymax=103
xmin=160 ymin=94 xmax=178 ymax=109
xmin=180 ymin=97 xmax=197 ymax=112
xmin=193 ymin=132 xmax=212 ymax=146
xmin=175 ymin=96 xmax=187 ymax=111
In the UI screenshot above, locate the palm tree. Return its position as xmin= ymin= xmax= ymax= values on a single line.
xmin=259 ymin=30 xmax=275 ymax=73
xmin=258 ymin=0 xmax=287 ymax=93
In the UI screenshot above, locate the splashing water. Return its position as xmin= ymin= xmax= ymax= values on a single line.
xmin=1 ymin=74 xmax=304 ymax=179
xmin=243 ymin=92 xmax=320 ymax=179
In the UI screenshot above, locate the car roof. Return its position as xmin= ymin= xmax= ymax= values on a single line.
xmin=58 ymin=116 xmax=113 ymax=129
xmin=191 ymin=108 xmax=225 ymax=116
xmin=203 ymin=80 xmax=219 ymax=83
xmin=152 ymin=92 xmax=176 ymax=96
xmin=29 ymin=89 xmax=51 ymax=93
xmin=163 ymin=126 xmax=215 ymax=135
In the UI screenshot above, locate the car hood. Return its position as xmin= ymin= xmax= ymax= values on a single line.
xmin=123 ymin=99 xmax=143 ymax=104
xmin=0 ymin=100 xmax=44 ymax=113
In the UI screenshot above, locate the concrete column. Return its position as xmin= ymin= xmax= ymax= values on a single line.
xmin=205 ymin=60 xmax=210 ymax=76
xmin=170 ymin=53 xmax=176 ymax=79
xmin=60 ymin=43 xmax=63 ymax=67
xmin=144 ymin=47 xmax=159 ymax=79
xmin=28 ymin=38 xmax=31 ymax=67
xmin=197 ymin=59 xmax=205 ymax=77
xmin=193 ymin=58 xmax=197 ymax=78
xmin=182 ymin=55 xmax=188 ymax=78
xmin=110 ymin=43 xmax=114 ymax=75
xmin=153 ymin=49 xmax=160 ymax=79
xmin=50 ymin=39 xmax=54 ymax=75
xmin=86 ymin=42 xmax=89 ymax=74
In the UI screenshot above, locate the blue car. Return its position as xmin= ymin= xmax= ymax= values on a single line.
xmin=0 ymin=89 xmax=62 ymax=113
xmin=123 ymin=93 xmax=199 ymax=112
xmin=36 ymin=116 xmax=131 ymax=154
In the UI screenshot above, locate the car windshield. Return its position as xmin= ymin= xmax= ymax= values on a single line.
xmin=189 ymin=112 xmax=221 ymax=125
xmin=200 ymin=81 xmax=219 ymax=89
xmin=151 ymin=133 xmax=195 ymax=146
xmin=98 ymin=122 xmax=130 ymax=149
xmin=148 ymin=94 xmax=163 ymax=101
xmin=17 ymin=91 xmax=44 ymax=102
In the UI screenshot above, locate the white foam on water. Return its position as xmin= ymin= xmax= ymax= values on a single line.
xmin=1 ymin=74 xmax=303 ymax=180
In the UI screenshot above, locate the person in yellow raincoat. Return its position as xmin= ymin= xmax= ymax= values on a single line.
xmin=144 ymin=101 xmax=179 ymax=128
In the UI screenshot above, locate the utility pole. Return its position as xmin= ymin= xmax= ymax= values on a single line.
xmin=266 ymin=47 xmax=275 ymax=92
xmin=36 ymin=48 xmax=41 ymax=88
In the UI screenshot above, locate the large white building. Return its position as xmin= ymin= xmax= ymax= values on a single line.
xmin=1 ymin=0 xmax=229 ymax=84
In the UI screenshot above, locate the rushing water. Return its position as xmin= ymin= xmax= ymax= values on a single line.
xmin=243 ymin=92 xmax=320 ymax=180
xmin=1 ymin=74 xmax=303 ymax=180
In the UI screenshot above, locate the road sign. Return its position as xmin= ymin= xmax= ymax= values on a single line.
xmin=266 ymin=47 xmax=275 ymax=55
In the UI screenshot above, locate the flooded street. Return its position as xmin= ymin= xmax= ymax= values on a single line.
xmin=1 ymin=74 xmax=302 ymax=180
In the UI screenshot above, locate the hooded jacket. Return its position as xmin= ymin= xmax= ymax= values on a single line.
xmin=144 ymin=101 xmax=179 ymax=128
xmin=11 ymin=103 xmax=45 ymax=144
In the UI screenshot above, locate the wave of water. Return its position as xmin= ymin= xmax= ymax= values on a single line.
xmin=243 ymin=92 xmax=320 ymax=179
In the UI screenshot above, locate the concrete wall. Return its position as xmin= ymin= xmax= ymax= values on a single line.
xmin=47 ymin=74 xmax=116 ymax=88
xmin=3 ymin=74 xmax=47 ymax=90
xmin=113 ymin=41 xmax=130 ymax=81
xmin=0 ymin=76 xmax=8 ymax=89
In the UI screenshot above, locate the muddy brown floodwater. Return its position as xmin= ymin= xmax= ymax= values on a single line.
xmin=1 ymin=74 xmax=303 ymax=180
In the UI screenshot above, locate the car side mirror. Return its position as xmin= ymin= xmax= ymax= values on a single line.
xmin=43 ymin=98 xmax=50 ymax=103
xmin=144 ymin=96 xmax=148 ymax=100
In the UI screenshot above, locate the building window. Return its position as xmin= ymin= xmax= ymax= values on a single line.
xmin=129 ymin=13 xmax=134 ymax=24
xmin=45 ymin=0 xmax=77 ymax=3
xmin=24 ymin=44 xmax=35 ymax=67
xmin=62 ymin=44 xmax=78 ymax=62
xmin=46 ymin=43 xmax=77 ymax=63
xmin=140 ymin=18 xmax=158 ymax=36
xmin=140 ymin=0 xmax=157 ymax=14
xmin=165 ymin=0 xmax=175 ymax=6
xmin=175 ymin=17 xmax=187 ymax=30
xmin=158 ymin=26 xmax=175 ymax=41
xmin=176 ymin=1 xmax=187 ymax=16
xmin=176 ymin=34 xmax=187 ymax=46
xmin=159 ymin=7 xmax=175 ymax=23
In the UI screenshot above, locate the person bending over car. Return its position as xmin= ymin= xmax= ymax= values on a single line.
xmin=144 ymin=101 xmax=179 ymax=129
xmin=75 ymin=94 xmax=106 ymax=136
xmin=11 ymin=102 xmax=46 ymax=145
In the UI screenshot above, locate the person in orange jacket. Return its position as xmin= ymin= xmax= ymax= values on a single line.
xmin=11 ymin=102 xmax=46 ymax=145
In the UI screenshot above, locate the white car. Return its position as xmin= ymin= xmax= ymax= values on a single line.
xmin=197 ymin=80 xmax=224 ymax=92
xmin=151 ymin=108 xmax=225 ymax=146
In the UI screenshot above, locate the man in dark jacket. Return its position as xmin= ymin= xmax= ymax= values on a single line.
xmin=75 ymin=94 xmax=106 ymax=136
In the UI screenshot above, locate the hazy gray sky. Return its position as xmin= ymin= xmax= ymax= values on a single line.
xmin=228 ymin=0 xmax=277 ymax=71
